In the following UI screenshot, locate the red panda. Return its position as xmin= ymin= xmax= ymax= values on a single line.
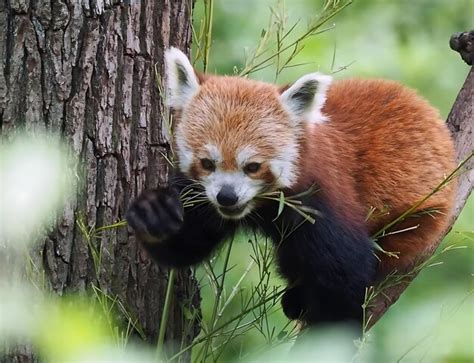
xmin=126 ymin=47 xmax=456 ymax=326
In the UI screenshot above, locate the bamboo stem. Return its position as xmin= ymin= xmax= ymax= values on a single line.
xmin=156 ymin=268 xmax=176 ymax=361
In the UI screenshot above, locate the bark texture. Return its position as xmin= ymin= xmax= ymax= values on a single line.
xmin=1 ymin=0 xmax=199 ymax=361
xmin=367 ymin=65 xmax=473 ymax=328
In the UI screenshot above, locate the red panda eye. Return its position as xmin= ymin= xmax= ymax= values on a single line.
xmin=244 ymin=162 xmax=261 ymax=174
xmin=200 ymin=158 xmax=216 ymax=172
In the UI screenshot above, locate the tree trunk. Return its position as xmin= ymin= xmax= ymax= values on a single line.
xmin=0 ymin=0 xmax=199 ymax=361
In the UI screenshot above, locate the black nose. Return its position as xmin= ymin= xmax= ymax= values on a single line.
xmin=216 ymin=185 xmax=238 ymax=207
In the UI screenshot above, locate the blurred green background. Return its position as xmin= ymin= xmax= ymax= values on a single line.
xmin=192 ymin=0 xmax=473 ymax=361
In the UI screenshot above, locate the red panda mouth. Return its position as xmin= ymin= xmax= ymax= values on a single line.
xmin=218 ymin=204 xmax=249 ymax=219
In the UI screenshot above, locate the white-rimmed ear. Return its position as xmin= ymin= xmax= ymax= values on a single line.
xmin=164 ymin=47 xmax=200 ymax=110
xmin=280 ymin=73 xmax=332 ymax=125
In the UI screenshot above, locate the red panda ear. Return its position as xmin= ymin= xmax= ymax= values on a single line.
xmin=164 ymin=47 xmax=201 ymax=110
xmin=280 ymin=73 xmax=332 ymax=125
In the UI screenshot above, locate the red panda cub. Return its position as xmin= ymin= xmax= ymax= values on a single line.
xmin=127 ymin=48 xmax=456 ymax=326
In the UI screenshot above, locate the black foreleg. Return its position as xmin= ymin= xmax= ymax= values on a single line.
xmin=126 ymin=174 xmax=235 ymax=268
xmin=259 ymin=198 xmax=376 ymax=325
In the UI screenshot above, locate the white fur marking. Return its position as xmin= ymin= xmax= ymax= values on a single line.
xmin=175 ymin=130 xmax=194 ymax=173
xmin=202 ymin=169 xmax=264 ymax=217
xmin=269 ymin=142 xmax=299 ymax=188
xmin=204 ymin=144 xmax=222 ymax=162
xmin=236 ymin=146 xmax=258 ymax=167
xmin=280 ymin=72 xmax=332 ymax=125
xmin=164 ymin=47 xmax=200 ymax=110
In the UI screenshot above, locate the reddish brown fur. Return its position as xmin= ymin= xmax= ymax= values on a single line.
xmin=298 ymin=79 xmax=456 ymax=276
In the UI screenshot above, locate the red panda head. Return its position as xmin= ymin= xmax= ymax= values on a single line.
xmin=165 ymin=48 xmax=331 ymax=219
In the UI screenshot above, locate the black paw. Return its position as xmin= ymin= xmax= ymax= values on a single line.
xmin=126 ymin=188 xmax=184 ymax=243
xmin=281 ymin=286 xmax=306 ymax=320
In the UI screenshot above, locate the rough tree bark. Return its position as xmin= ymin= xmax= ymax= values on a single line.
xmin=367 ymin=36 xmax=474 ymax=328
xmin=0 ymin=0 xmax=199 ymax=361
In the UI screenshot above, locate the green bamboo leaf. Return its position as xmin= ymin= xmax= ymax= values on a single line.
xmin=273 ymin=191 xmax=285 ymax=221
xmin=372 ymin=240 xmax=399 ymax=258
xmin=181 ymin=305 xmax=194 ymax=320
xmin=456 ymin=231 xmax=474 ymax=242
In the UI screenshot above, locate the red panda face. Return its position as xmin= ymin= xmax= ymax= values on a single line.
xmin=176 ymin=78 xmax=299 ymax=219
xmin=165 ymin=48 xmax=332 ymax=219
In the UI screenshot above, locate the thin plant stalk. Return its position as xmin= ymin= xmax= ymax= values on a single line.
xmin=168 ymin=288 xmax=286 ymax=361
xmin=203 ymin=0 xmax=214 ymax=72
xmin=372 ymin=152 xmax=472 ymax=240
xmin=156 ymin=268 xmax=176 ymax=361
xmin=200 ymin=238 xmax=234 ymax=360
xmin=239 ymin=0 xmax=353 ymax=77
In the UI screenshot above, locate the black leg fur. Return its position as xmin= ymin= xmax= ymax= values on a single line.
xmin=281 ymin=285 xmax=306 ymax=320
xmin=126 ymin=172 xmax=236 ymax=268
xmin=252 ymin=194 xmax=376 ymax=326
